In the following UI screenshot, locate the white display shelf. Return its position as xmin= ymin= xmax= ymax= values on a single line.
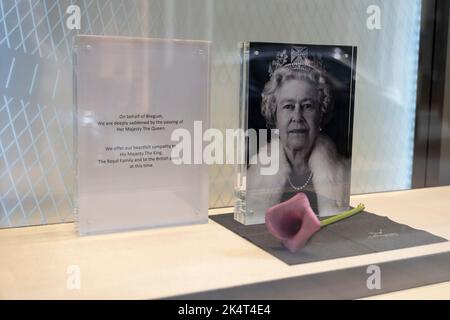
xmin=1 ymin=187 xmax=450 ymax=299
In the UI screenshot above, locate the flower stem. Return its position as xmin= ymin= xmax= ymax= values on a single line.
xmin=320 ymin=204 xmax=366 ymax=228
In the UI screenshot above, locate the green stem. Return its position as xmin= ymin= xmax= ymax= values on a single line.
xmin=320 ymin=204 xmax=366 ymax=228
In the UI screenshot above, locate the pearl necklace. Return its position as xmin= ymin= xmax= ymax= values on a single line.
xmin=288 ymin=171 xmax=313 ymax=191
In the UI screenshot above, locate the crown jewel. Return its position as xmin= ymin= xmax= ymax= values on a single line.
xmin=268 ymin=46 xmax=325 ymax=77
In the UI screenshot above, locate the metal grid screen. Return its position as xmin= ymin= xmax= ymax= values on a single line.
xmin=0 ymin=0 xmax=421 ymax=227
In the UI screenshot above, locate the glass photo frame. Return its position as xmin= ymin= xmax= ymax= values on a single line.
xmin=74 ymin=36 xmax=211 ymax=235
xmin=235 ymin=42 xmax=357 ymax=225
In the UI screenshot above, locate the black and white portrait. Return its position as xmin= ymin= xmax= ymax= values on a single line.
xmin=244 ymin=43 xmax=357 ymax=224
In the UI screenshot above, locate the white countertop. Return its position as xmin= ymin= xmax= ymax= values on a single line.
xmin=1 ymin=187 xmax=450 ymax=299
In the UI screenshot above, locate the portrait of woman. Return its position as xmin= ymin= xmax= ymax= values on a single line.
xmin=244 ymin=43 xmax=356 ymax=224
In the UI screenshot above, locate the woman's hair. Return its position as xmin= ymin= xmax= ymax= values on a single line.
xmin=261 ymin=65 xmax=333 ymax=129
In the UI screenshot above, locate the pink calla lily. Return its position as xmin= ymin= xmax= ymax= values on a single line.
xmin=265 ymin=193 xmax=365 ymax=253
xmin=265 ymin=193 xmax=321 ymax=253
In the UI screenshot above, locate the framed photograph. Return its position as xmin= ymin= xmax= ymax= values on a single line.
xmin=235 ymin=42 xmax=357 ymax=225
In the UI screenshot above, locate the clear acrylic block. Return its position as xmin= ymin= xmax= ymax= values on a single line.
xmin=74 ymin=36 xmax=211 ymax=235
xmin=235 ymin=42 xmax=357 ymax=225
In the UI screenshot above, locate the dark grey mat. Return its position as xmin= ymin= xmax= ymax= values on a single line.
xmin=210 ymin=212 xmax=447 ymax=265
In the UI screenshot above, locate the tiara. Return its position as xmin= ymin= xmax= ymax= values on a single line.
xmin=268 ymin=46 xmax=325 ymax=77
